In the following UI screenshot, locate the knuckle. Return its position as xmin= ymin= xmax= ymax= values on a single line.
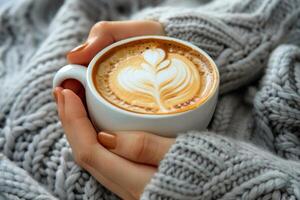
xmin=132 ymin=134 xmax=149 ymax=162
xmin=64 ymin=115 xmax=86 ymax=127
xmin=92 ymin=21 xmax=111 ymax=32
xmin=75 ymin=151 xmax=94 ymax=167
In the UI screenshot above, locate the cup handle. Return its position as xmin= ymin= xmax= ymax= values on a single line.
xmin=53 ymin=64 xmax=87 ymax=89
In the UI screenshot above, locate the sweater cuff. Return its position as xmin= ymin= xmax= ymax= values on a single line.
xmin=141 ymin=131 xmax=300 ymax=200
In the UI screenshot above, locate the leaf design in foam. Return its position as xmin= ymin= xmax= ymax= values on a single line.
xmin=115 ymin=48 xmax=200 ymax=112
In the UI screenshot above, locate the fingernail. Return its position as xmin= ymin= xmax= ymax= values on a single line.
xmin=68 ymin=42 xmax=88 ymax=54
xmin=98 ymin=132 xmax=117 ymax=149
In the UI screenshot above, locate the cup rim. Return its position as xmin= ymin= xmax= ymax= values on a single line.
xmin=86 ymin=35 xmax=220 ymax=119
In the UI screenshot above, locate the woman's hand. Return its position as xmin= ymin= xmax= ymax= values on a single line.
xmin=62 ymin=20 xmax=164 ymax=101
xmin=53 ymin=88 xmax=175 ymax=200
xmin=54 ymin=20 xmax=174 ymax=199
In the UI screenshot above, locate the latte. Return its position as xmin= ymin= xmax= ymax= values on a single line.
xmin=92 ymin=38 xmax=218 ymax=114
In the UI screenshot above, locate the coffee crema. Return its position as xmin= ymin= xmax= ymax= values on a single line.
xmin=92 ymin=38 xmax=218 ymax=114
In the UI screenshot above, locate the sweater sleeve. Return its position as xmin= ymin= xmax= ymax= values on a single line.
xmin=132 ymin=0 xmax=300 ymax=94
xmin=141 ymin=131 xmax=300 ymax=200
xmin=139 ymin=44 xmax=300 ymax=200
xmin=133 ymin=1 xmax=300 ymax=199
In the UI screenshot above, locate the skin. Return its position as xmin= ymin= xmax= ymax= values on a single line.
xmin=53 ymin=20 xmax=176 ymax=200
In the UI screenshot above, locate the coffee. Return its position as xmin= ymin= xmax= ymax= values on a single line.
xmin=92 ymin=38 xmax=218 ymax=114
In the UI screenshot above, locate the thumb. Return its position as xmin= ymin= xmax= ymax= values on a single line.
xmin=66 ymin=20 xmax=164 ymax=65
xmin=97 ymin=131 xmax=175 ymax=166
xmin=66 ymin=22 xmax=114 ymax=65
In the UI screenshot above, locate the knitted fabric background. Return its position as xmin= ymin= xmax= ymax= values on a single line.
xmin=0 ymin=0 xmax=299 ymax=199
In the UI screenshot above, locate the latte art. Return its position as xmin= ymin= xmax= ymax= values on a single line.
xmin=93 ymin=39 xmax=217 ymax=114
xmin=111 ymin=48 xmax=201 ymax=112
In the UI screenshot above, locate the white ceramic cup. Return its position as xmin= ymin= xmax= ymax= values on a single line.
xmin=53 ymin=35 xmax=219 ymax=137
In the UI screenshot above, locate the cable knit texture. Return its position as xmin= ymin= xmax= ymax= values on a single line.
xmin=0 ymin=0 xmax=299 ymax=199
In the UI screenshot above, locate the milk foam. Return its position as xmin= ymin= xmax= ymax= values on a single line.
xmin=93 ymin=39 xmax=216 ymax=114
xmin=114 ymin=48 xmax=201 ymax=112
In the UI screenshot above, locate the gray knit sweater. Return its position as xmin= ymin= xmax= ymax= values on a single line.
xmin=0 ymin=0 xmax=299 ymax=199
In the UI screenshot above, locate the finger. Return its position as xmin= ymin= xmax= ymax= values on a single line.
xmin=53 ymin=87 xmax=64 ymax=120
xmin=60 ymin=89 xmax=98 ymax=150
xmin=61 ymin=79 xmax=85 ymax=102
xmin=57 ymin=89 xmax=135 ymax=199
xmin=67 ymin=20 xmax=164 ymax=65
xmin=60 ymin=89 xmax=156 ymax=198
xmin=98 ymin=131 xmax=175 ymax=166
xmin=89 ymin=20 xmax=164 ymax=41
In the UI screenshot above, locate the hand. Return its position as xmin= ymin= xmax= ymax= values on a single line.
xmin=53 ymin=88 xmax=175 ymax=199
xmin=61 ymin=20 xmax=164 ymax=101
xmin=54 ymin=20 xmax=169 ymax=199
